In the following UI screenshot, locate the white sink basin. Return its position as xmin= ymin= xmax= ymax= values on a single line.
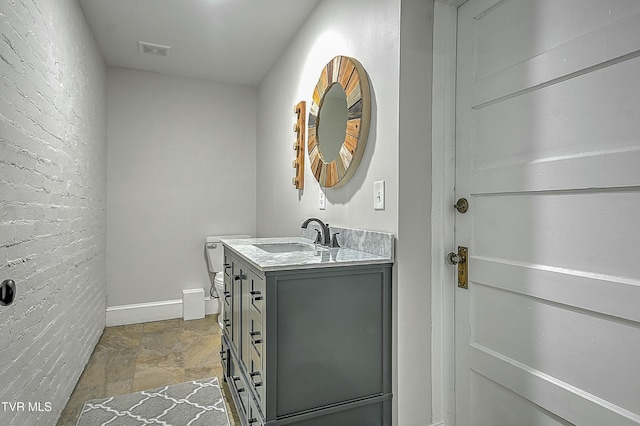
xmin=253 ymin=242 xmax=318 ymax=253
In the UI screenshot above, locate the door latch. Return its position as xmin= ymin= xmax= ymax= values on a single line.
xmin=454 ymin=198 xmax=469 ymax=213
xmin=447 ymin=246 xmax=468 ymax=289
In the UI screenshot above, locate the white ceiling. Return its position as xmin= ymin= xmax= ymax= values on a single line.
xmin=77 ymin=0 xmax=321 ymax=86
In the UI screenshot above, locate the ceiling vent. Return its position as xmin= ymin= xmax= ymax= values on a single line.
xmin=138 ymin=41 xmax=171 ymax=57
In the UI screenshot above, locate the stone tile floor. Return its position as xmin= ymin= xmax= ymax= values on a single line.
xmin=57 ymin=315 xmax=240 ymax=425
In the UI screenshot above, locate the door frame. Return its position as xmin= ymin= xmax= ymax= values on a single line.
xmin=430 ymin=1 xmax=466 ymax=425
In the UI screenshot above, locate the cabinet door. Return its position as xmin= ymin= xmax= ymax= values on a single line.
xmin=274 ymin=269 xmax=387 ymax=417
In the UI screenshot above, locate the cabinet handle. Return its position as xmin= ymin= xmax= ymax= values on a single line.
xmin=249 ymin=418 xmax=258 ymax=424
xmin=234 ymin=274 xmax=245 ymax=281
xmin=250 ymin=371 xmax=263 ymax=386
xmin=232 ymin=376 xmax=245 ymax=393
xmin=250 ymin=290 xmax=263 ymax=301
xmin=250 ymin=331 xmax=262 ymax=344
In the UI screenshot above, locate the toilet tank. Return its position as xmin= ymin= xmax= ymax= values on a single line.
xmin=205 ymin=235 xmax=250 ymax=273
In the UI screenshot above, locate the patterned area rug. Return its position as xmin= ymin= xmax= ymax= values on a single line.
xmin=76 ymin=377 xmax=230 ymax=426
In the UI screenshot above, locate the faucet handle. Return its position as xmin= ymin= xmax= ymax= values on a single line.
xmin=330 ymin=232 xmax=340 ymax=248
xmin=313 ymin=229 xmax=323 ymax=244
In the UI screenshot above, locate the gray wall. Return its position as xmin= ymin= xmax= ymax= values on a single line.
xmin=106 ymin=68 xmax=257 ymax=307
xmin=0 ymin=0 xmax=107 ymax=424
xmin=256 ymin=0 xmax=435 ymax=424
xmin=397 ymin=0 xmax=435 ymax=423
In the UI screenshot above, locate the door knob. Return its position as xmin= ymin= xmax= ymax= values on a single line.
xmin=447 ymin=251 xmax=465 ymax=265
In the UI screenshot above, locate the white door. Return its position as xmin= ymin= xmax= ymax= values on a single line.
xmin=454 ymin=1 xmax=640 ymax=425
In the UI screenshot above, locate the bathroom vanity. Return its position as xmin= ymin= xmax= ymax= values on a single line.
xmin=220 ymin=236 xmax=393 ymax=426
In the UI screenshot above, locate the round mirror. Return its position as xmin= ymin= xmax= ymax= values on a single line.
xmin=317 ymin=84 xmax=348 ymax=162
xmin=308 ymin=56 xmax=371 ymax=188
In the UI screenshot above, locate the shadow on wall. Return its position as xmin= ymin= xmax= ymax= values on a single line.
xmin=325 ymin=79 xmax=377 ymax=205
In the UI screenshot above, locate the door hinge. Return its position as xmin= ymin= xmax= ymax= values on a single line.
xmin=447 ymin=246 xmax=468 ymax=289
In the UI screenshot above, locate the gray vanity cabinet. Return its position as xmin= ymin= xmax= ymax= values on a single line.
xmin=221 ymin=248 xmax=393 ymax=426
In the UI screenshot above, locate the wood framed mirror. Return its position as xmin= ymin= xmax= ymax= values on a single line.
xmin=308 ymin=56 xmax=371 ymax=188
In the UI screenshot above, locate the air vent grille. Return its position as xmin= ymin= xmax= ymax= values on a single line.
xmin=138 ymin=41 xmax=171 ymax=57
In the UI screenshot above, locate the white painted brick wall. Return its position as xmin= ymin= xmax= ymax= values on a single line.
xmin=0 ymin=0 xmax=106 ymax=424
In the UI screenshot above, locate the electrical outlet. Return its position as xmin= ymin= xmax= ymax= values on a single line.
xmin=374 ymin=181 xmax=385 ymax=210
xmin=319 ymin=187 xmax=326 ymax=210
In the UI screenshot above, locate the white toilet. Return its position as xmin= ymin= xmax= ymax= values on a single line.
xmin=205 ymin=235 xmax=249 ymax=329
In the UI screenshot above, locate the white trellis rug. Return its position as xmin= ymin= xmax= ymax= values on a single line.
xmin=76 ymin=377 xmax=230 ymax=426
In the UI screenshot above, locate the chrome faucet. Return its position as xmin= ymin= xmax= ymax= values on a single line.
xmin=300 ymin=218 xmax=330 ymax=246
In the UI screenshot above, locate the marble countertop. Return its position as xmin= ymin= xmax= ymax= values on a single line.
xmin=220 ymin=237 xmax=393 ymax=272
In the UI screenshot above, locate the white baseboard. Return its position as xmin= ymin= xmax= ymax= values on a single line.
xmin=106 ymin=297 xmax=220 ymax=327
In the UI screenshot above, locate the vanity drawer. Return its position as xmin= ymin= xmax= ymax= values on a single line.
xmin=230 ymin=357 xmax=249 ymax=418
xmin=249 ymin=308 xmax=263 ymax=359
xmin=223 ymin=286 xmax=231 ymax=308
xmin=223 ymin=252 xmax=232 ymax=277
xmin=248 ymin=395 xmax=264 ymax=426
xmin=249 ymin=346 xmax=265 ymax=409
xmin=223 ymin=254 xmax=232 ymax=293
xmin=220 ymin=335 xmax=230 ymax=379
xmin=222 ymin=300 xmax=231 ymax=340
xmin=249 ymin=271 xmax=264 ymax=316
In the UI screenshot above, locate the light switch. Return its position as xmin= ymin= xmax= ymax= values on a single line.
xmin=319 ymin=187 xmax=326 ymax=210
xmin=374 ymin=181 xmax=385 ymax=210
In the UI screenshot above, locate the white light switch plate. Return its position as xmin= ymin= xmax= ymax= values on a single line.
xmin=319 ymin=187 xmax=326 ymax=210
xmin=374 ymin=180 xmax=385 ymax=210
